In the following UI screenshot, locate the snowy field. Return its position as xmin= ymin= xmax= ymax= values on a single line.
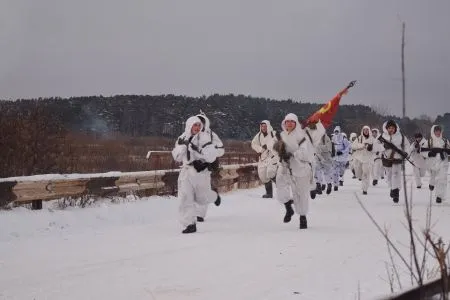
xmin=1 ymin=168 xmax=449 ymax=300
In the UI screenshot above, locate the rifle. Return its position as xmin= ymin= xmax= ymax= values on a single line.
xmin=419 ymin=147 xmax=450 ymax=160
xmin=419 ymin=147 xmax=450 ymax=154
xmin=274 ymin=132 xmax=289 ymax=163
xmin=378 ymin=135 xmax=416 ymax=167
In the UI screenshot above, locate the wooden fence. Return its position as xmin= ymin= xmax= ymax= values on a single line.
xmin=0 ymin=163 xmax=260 ymax=209
xmin=380 ymin=276 xmax=449 ymax=300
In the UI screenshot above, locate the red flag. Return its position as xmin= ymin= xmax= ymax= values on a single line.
xmin=304 ymin=81 xmax=356 ymax=128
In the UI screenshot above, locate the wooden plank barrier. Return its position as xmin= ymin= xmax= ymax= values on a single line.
xmin=0 ymin=163 xmax=259 ymax=209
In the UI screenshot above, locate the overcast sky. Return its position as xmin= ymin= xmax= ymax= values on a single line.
xmin=1 ymin=0 xmax=449 ymax=118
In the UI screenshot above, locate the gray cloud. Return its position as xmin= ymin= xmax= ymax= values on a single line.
xmin=1 ymin=0 xmax=449 ymax=118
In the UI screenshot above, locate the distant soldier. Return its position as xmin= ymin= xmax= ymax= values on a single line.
xmin=331 ymin=126 xmax=350 ymax=190
xmin=379 ymin=120 xmax=410 ymax=203
xmin=351 ymin=126 xmax=374 ymax=194
xmin=314 ymin=133 xmax=334 ymax=195
xmin=251 ymin=120 xmax=279 ymax=198
xmin=408 ymin=132 xmax=428 ymax=189
xmin=421 ymin=125 xmax=449 ymax=203
xmin=371 ymin=128 xmax=384 ymax=186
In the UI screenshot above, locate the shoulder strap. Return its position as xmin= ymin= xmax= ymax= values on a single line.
xmin=401 ymin=134 xmax=405 ymax=149
xmin=201 ymin=131 xmax=214 ymax=149
xmin=305 ymin=130 xmax=313 ymax=144
xmin=271 ymin=131 xmax=274 ymax=138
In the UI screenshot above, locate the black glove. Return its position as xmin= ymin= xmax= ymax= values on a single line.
xmin=177 ymin=137 xmax=188 ymax=146
xmin=336 ymin=151 xmax=343 ymax=156
xmin=366 ymin=144 xmax=373 ymax=152
xmin=376 ymin=152 xmax=380 ymax=156
xmin=414 ymin=142 xmax=420 ymax=149
xmin=262 ymin=144 xmax=268 ymax=150
xmin=428 ymin=150 xmax=437 ymax=157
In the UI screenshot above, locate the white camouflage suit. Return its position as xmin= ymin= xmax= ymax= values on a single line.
xmin=351 ymin=126 xmax=375 ymax=193
xmin=408 ymin=135 xmax=428 ymax=188
xmin=423 ymin=125 xmax=449 ymax=202
xmin=349 ymin=132 xmax=358 ymax=178
xmin=194 ymin=113 xmax=225 ymax=219
xmin=380 ymin=120 xmax=410 ymax=201
xmin=314 ymin=134 xmax=334 ymax=188
xmin=251 ymin=120 xmax=279 ymax=184
xmin=331 ymin=126 xmax=350 ymax=187
xmin=274 ymin=113 xmax=325 ymax=217
xmin=172 ymin=116 xmax=222 ymax=229
xmin=371 ymin=129 xmax=385 ymax=183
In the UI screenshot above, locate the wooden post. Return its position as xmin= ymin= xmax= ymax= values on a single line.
xmin=401 ymin=22 xmax=406 ymax=118
xmin=31 ymin=200 xmax=43 ymax=210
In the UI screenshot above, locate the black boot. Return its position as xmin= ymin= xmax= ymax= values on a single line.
xmin=262 ymin=182 xmax=273 ymax=198
xmin=363 ymin=191 xmax=367 ymax=195
xmin=352 ymin=169 xmax=356 ymax=179
xmin=299 ymin=215 xmax=307 ymax=229
xmin=316 ymin=182 xmax=322 ymax=195
xmin=196 ymin=216 xmax=204 ymax=222
xmin=436 ymin=197 xmax=442 ymax=204
xmin=321 ymin=184 xmax=326 ymax=191
xmin=310 ymin=189 xmax=316 ymax=199
xmin=326 ymin=183 xmax=332 ymax=195
xmin=283 ymin=200 xmax=294 ymax=223
xmin=391 ymin=188 xmax=399 ymax=203
xmin=334 ymin=185 xmax=338 ymax=191
xmin=372 ymin=179 xmax=378 ymax=186
xmin=212 ymin=187 xmax=221 ymax=206
xmin=214 ymin=195 xmax=221 ymax=206
xmin=182 ymin=224 xmax=197 ymax=234
xmin=429 ymin=185 xmax=435 ymax=191
xmin=339 ymin=180 xmax=344 ymax=186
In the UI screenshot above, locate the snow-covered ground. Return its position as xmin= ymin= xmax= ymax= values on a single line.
xmin=1 ymin=169 xmax=449 ymax=300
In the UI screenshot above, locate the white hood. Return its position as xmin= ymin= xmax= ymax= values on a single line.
xmin=195 ymin=113 xmax=211 ymax=131
xmin=360 ymin=125 xmax=371 ymax=137
xmin=260 ymin=120 xmax=274 ymax=134
xmin=430 ymin=125 xmax=446 ymax=148
xmin=372 ymin=128 xmax=380 ymax=139
xmin=184 ymin=116 xmax=203 ymax=138
xmin=281 ymin=113 xmax=300 ymax=132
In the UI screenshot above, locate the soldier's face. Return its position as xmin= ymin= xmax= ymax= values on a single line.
xmin=363 ymin=128 xmax=369 ymax=135
xmin=434 ymin=129 xmax=442 ymax=137
xmin=372 ymin=130 xmax=377 ymax=138
xmin=191 ymin=122 xmax=202 ymax=135
xmin=387 ymin=126 xmax=396 ymax=135
xmin=284 ymin=120 xmax=296 ymax=132
xmin=260 ymin=123 xmax=267 ymax=133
